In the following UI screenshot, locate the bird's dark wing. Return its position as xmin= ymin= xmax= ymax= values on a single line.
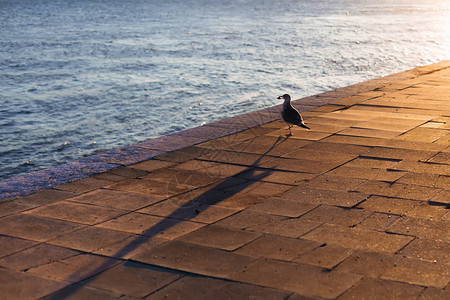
xmin=282 ymin=105 xmax=302 ymax=125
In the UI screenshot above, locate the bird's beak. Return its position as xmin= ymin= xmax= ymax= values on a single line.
xmin=277 ymin=96 xmax=282 ymax=99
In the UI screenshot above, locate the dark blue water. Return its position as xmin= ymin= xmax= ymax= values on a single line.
xmin=1 ymin=0 xmax=449 ymax=180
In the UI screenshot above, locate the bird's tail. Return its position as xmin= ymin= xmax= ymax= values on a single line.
xmin=298 ymin=123 xmax=310 ymax=130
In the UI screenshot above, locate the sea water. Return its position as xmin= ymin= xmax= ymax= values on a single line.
xmin=1 ymin=0 xmax=449 ymax=179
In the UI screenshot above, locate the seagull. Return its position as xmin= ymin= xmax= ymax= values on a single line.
xmin=278 ymin=94 xmax=310 ymax=135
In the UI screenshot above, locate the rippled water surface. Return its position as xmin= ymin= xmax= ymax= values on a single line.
xmin=1 ymin=0 xmax=449 ymax=179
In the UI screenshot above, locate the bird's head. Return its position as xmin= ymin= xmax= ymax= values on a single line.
xmin=277 ymin=94 xmax=291 ymax=101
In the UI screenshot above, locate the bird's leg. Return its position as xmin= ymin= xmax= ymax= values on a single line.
xmin=288 ymin=124 xmax=292 ymax=136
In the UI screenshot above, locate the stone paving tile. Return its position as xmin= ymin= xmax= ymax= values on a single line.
xmin=302 ymin=224 xmax=414 ymax=253
xmin=55 ymin=177 xmax=115 ymax=194
xmin=97 ymin=212 xmax=205 ymax=240
xmin=399 ymin=238 xmax=450 ymax=265
xmin=48 ymin=226 xmax=134 ymax=253
xmin=326 ymin=165 xmax=407 ymax=182
xmin=248 ymin=198 xmax=317 ymax=218
xmin=0 ymin=243 xmax=80 ymax=272
xmin=0 ymin=213 xmax=84 ymax=242
xmin=281 ymin=149 xmax=357 ymax=165
xmin=299 ymin=205 xmax=371 ymax=227
xmin=68 ymin=188 xmax=163 ymax=210
xmin=84 ymin=261 xmax=183 ymax=298
xmin=393 ymin=160 xmax=450 ymax=176
xmin=246 ymin=217 xmax=322 ymax=239
xmin=229 ymin=258 xmax=362 ymax=299
xmin=93 ymin=235 xmax=168 ymax=259
xmin=259 ymin=157 xmax=343 ymax=174
xmin=355 ymin=180 xmax=407 ymax=198
xmin=298 ymin=175 xmax=366 ymax=193
xmin=356 ymin=212 xmax=401 ymax=232
xmin=128 ymin=159 xmax=176 ymax=172
xmin=23 ymin=201 xmax=127 ymax=225
xmin=42 ymin=284 xmax=122 ymax=300
xmin=281 ymin=187 xmax=369 ymax=207
xmin=338 ymin=277 xmax=424 ymax=300
xmin=430 ymin=189 xmax=450 ymax=205
xmin=0 ymin=235 xmax=37 ymax=259
xmin=138 ymin=198 xmax=239 ymax=224
xmin=0 ymin=268 xmax=68 ymax=300
xmin=293 ymin=243 xmax=353 ymax=269
xmin=236 ymin=168 xmax=315 ymax=185
xmin=396 ymin=172 xmax=450 ymax=189
xmin=154 ymin=145 xmax=214 ymax=163
xmin=106 ymin=178 xmax=195 ymax=198
xmin=362 ymin=146 xmax=438 ymax=161
xmin=27 ymin=253 xmax=121 ymax=283
xmin=149 ymin=275 xmax=292 ymax=300
xmin=178 ymin=225 xmax=261 ymax=251
xmin=141 ymin=168 xmax=224 ymax=189
xmin=234 ymin=235 xmax=321 ymax=261
xmin=301 ymin=141 xmax=371 ymax=156
xmin=394 ymin=127 xmax=449 ymax=143
xmin=357 ymin=195 xmax=418 ymax=215
xmin=132 ymin=240 xmax=256 ymax=278
xmin=17 ymin=189 xmax=77 ymax=206
xmin=338 ymin=127 xmax=401 ymax=139
xmin=267 ymin=129 xmax=332 ymax=141
xmin=343 ymin=157 xmax=400 ymax=169
xmin=387 ymin=216 xmax=450 ymax=242
xmin=418 ymin=287 xmax=450 ymax=300
xmin=0 ymin=200 xmax=36 ymax=218
xmin=174 ymin=160 xmax=249 ymax=177
xmin=105 ymin=166 xmax=149 ymax=178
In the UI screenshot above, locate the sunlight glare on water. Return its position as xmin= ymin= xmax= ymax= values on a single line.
xmin=0 ymin=0 xmax=449 ymax=179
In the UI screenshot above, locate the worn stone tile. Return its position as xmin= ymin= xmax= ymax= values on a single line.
xmin=326 ymin=165 xmax=407 ymax=182
xmin=0 ymin=268 xmax=68 ymax=300
xmin=301 ymin=142 xmax=371 ymax=156
xmin=394 ymin=127 xmax=449 ymax=143
xmin=335 ymin=251 xmax=404 ymax=277
xmin=55 ymin=177 xmax=114 ymax=194
xmin=387 ymin=216 xmax=450 ymax=242
xmin=68 ymin=188 xmax=162 ymax=210
xmin=224 ymin=181 xmax=293 ymax=198
xmin=106 ymin=166 xmax=149 ymax=178
xmin=356 ymin=181 xmax=407 ymax=198
xmin=339 ymin=277 xmax=424 ymax=300
xmin=178 ymin=225 xmax=260 ymax=251
xmin=49 ymin=226 xmax=133 ymax=252
xmin=0 ymin=243 xmax=80 ymax=271
xmin=154 ymin=146 xmax=214 ymax=163
xmin=281 ymin=187 xmax=369 ymax=207
xmin=0 ymin=235 xmax=37 ymax=259
xmin=356 ymin=213 xmax=400 ymax=231
xmin=174 ymin=160 xmax=249 ymax=177
xmin=247 ymin=217 xmax=322 ymax=238
xmin=93 ymin=172 xmax=129 ymax=182
xmin=106 ymin=178 xmax=195 ymax=198
xmin=351 ymin=120 xmax=419 ymax=132
xmin=293 ymin=243 xmax=353 ymax=269
xmin=141 ymin=169 xmax=224 ymax=189
xmin=393 ymin=160 xmax=450 ymax=176
xmin=344 ymin=157 xmax=400 ymax=169
xmin=381 ymin=257 xmax=450 ymax=288
xmin=357 ymin=195 xmax=417 ymax=215
xmin=362 ymin=147 xmax=437 ymax=161
xmin=97 ymin=212 xmax=205 ymax=240
xmin=197 ymin=149 xmax=274 ymax=167
xmin=267 ymin=129 xmax=332 ymax=141
xmin=128 ymin=160 xmax=176 ymax=172
xmin=235 ymin=235 xmax=321 ymax=261
xmin=399 ymin=238 xmax=450 ymax=264
xmin=338 ymin=127 xmax=400 ymax=139
xmin=17 ymin=189 xmax=77 ymax=206
xmin=395 ymin=184 xmax=443 ymax=201
xmin=259 ymin=157 xmax=342 ymax=174
xmin=24 ymin=201 xmax=126 ymax=225
xmin=282 ymin=149 xmax=357 ymax=166
xmin=93 ymin=235 xmax=168 ymax=259
xmin=418 ymin=287 xmax=450 ymax=300
xmin=138 ymin=197 xmax=239 ymax=224
xmin=152 ymin=276 xmax=292 ymax=300
xmin=27 ymin=253 xmax=121 ymax=283
xmin=132 ymin=241 xmax=256 ymax=278
xmin=248 ymin=198 xmax=317 ymax=218
xmin=302 ymin=224 xmax=413 ymax=253
xmin=430 ymin=189 xmax=450 ymax=205
xmin=0 ymin=214 xmax=84 ymax=242
xmin=42 ymin=284 xmax=122 ymax=300
xmin=396 ymin=172 xmax=449 ymax=189
xmin=215 ymin=210 xmax=287 ymax=230
xmin=299 ymin=175 xmax=366 ymax=193
xmin=299 ymin=205 xmax=371 ymax=227
xmin=0 ymin=200 xmax=36 ymax=217
xmin=85 ymin=261 xmax=182 ymax=298
xmin=230 ymin=258 xmax=362 ymax=299
xmin=236 ymin=168 xmax=315 ymax=185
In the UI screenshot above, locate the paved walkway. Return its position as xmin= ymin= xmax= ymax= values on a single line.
xmin=1 ymin=61 xmax=449 ymax=299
